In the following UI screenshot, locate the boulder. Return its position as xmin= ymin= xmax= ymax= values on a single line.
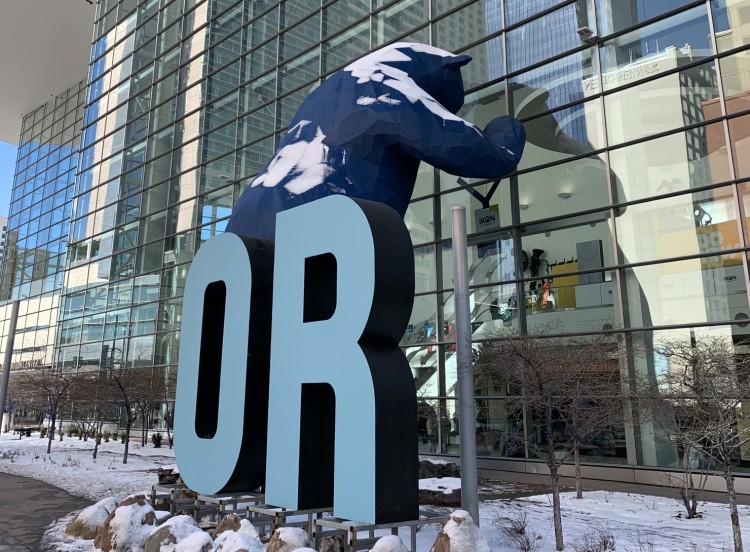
xmin=318 ymin=535 xmax=344 ymax=552
xmin=266 ymin=527 xmax=313 ymax=552
xmin=213 ymin=513 xmax=243 ymax=538
xmin=94 ymin=494 xmax=158 ymax=552
xmin=430 ymin=510 xmax=490 ymax=552
xmin=157 ymin=467 xmax=181 ymax=485
xmin=372 ymin=535 xmax=409 ymax=552
xmin=213 ymin=529 xmax=264 ymax=552
xmin=418 ymin=459 xmax=460 ymax=479
xmin=419 ymin=477 xmax=461 ymax=506
xmin=175 ymin=531 xmax=214 ymax=552
xmin=65 ymin=496 xmax=119 ymax=540
xmin=143 ymin=515 xmax=201 ymax=552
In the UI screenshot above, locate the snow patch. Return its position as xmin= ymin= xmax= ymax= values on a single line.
xmin=371 ymin=534 xmax=409 ymax=552
xmin=250 ymin=126 xmax=332 ymax=195
xmin=419 ymin=477 xmax=461 ymax=494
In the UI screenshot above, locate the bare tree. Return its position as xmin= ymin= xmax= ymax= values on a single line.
xmin=639 ymin=334 xmax=750 ymax=552
xmin=15 ymin=368 xmax=79 ymax=454
xmin=104 ymin=366 xmax=148 ymax=464
xmin=133 ymin=368 xmax=166 ymax=447
xmin=68 ymin=371 xmax=117 ymax=459
xmin=477 ymin=322 xmax=624 ymax=551
xmin=162 ymin=368 xmax=177 ymax=449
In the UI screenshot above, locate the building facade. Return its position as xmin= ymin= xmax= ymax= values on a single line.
xmin=3 ymin=0 xmax=750 ymax=475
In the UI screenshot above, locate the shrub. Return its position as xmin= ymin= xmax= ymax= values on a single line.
xmin=102 ymin=431 xmax=110 ymax=442
xmin=40 ymin=427 xmax=47 ymax=438
xmin=151 ymin=432 xmax=163 ymax=448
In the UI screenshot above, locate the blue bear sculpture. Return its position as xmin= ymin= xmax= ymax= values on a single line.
xmin=227 ymin=42 xmax=526 ymax=239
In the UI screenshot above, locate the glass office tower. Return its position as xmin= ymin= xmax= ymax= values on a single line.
xmin=4 ymin=0 xmax=750 ymax=475
xmin=0 ymin=81 xmax=86 ymax=373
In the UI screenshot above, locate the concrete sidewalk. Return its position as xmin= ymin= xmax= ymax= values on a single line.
xmin=0 ymin=472 xmax=91 ymax=551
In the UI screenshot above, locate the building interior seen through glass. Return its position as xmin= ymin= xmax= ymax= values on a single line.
xmin=3 ymin=0 xmax=750 ymax=474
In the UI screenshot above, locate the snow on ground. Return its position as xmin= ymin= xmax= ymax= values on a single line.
xmin=5 ymin=431 xmax=750 ymax=551
xmin=0 ymin=431 xmax=172 ymax=500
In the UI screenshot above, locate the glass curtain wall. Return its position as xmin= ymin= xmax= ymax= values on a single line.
xmin=50 ymin=0 xmax=750 ymax=470
xmin=0 ymin=81 xmax=86 ymax=375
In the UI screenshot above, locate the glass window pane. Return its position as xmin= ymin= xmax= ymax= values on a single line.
xmin=323 ymin=0 xmax=369 ymax=38
xmin=458 ymin=37 xmax=504 ymax=90
xmin=729 ymin=113 xmax=750 ymax=179
xmin=609 ymin=122 xmax=729 ymax=203
xmin=596 ymin=0 xmax=694 ymax=37
xmin=719 ymin=49 xmax=750 ymax=115
xmin=599 ymin=5 xmax=712 ymax=92
xmin=322 ymin=21 xmax=368 ymax=73
xmin=622 ymin=253 xmax=749 ymax=328
xmin=405 ymin=197 xmax=434 ymax=245
xmin=373 ymin=0 xmax=428 ymax=46
xmin=519 ymin=151 xmax=609 ymax=221
xmin=617 ymin=186 xmax=741 ymax=265
xmin=512 ymin=48 xmax=596 ymax=119
xmin=507 ymin=0 xmax=590 ymax=74
xmin=505 ymin=0 xmax=569 ymax=26
xmin=435 ymin=1 xmax=489 ymax=52
xmin=604 ymin=62 xmax=719 ymax=146
xmin=713 ymin=0 xmax=750 ymax=53
xmin=280 ymin=13 xmax=320 ymax=62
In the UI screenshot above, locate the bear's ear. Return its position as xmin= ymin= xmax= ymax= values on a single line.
xmin=445 ymin=54 xmax=471 ymax=69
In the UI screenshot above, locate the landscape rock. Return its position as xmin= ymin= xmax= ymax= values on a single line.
xmin=418 ymin=459 xmax=460 ymax=479
xmin=65 ymin=496 xmax=119 ymax=540
xmin=318 ymin=534 xmax=344 ymax=552
xmin=213 ymin=513 xmax=243 ymax=538
xmin=419 ymin=477 xmax=461 ymax=506
xmin=430 ymin=510 xmax=490 ymax=552
xmin=372 ymin=535 xmax=409 ymax=552
xmin=94 ymin=494 xmax=157 ymax=552
xmin=157 ymin=467 xmax=181 ymax=485
xmin=174 ymin=530 xmax=213 ymax=552
xmin=143 ymin=515 xmax=201 ymax=552
xmin=213 ymin=528 xmax=264 ymax=552
xmin=266 ymin=527 xmax=313 ymax=552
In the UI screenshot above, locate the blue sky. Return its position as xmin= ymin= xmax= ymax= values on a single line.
xmin=0 ymin=142 xmax=17 ymax=218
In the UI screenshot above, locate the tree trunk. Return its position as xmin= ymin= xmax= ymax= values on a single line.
xmin=47 ymin=416 xmax=55 ymax=454
xmin=123 ymin=423 xmax=131 ymax=464
xmin=93 ymin=421 xmax=103 ymax=460
xmin=724 ymin=464 xmax=743 ymax=552
xmin=545 ymin=405 xmax=564 ymax=551
xmin=574 ymin=437 xmax=582 ymax=499
xmin=59 ymin=418 xmax=63 ymax=441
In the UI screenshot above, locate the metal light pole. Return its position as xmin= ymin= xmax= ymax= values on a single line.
xmin=0 ymin=300 xmax=21 ymax=432
xmin=451 ymin=206 xmax=480 ymax=526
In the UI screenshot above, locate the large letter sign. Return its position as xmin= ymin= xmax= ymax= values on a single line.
xmin=266 ymin=195 xmax=417 ymax=523
xmin=174 ymin=196 xmax=417 ymax=524
xmin=174 ymin=233 xmax=274 ymax=494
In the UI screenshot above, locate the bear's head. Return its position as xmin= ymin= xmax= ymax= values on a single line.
xmin=346 ymin=42 xmax=471 ymax=114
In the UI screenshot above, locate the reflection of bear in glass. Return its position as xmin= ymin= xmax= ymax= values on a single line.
xmin=228 ymin=43 xmax=526 ymax=240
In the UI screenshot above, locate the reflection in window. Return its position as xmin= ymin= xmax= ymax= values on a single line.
xmin=507 ymin=0 xmax=590 ymax=73
xmin=604 ymin=62 xmax=719 ymax=146
xmin=623 ymin=253 xmax=749 ymax=329
xmin=617 ymin=186 xmax=740 ymax=266
xmin=713 ymin=0 xmax=750 ymax=53
xmin=609 ymin=122 xmax=727 ymax=203
xmin=599 ymin=5 xmax=712 ymax=92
